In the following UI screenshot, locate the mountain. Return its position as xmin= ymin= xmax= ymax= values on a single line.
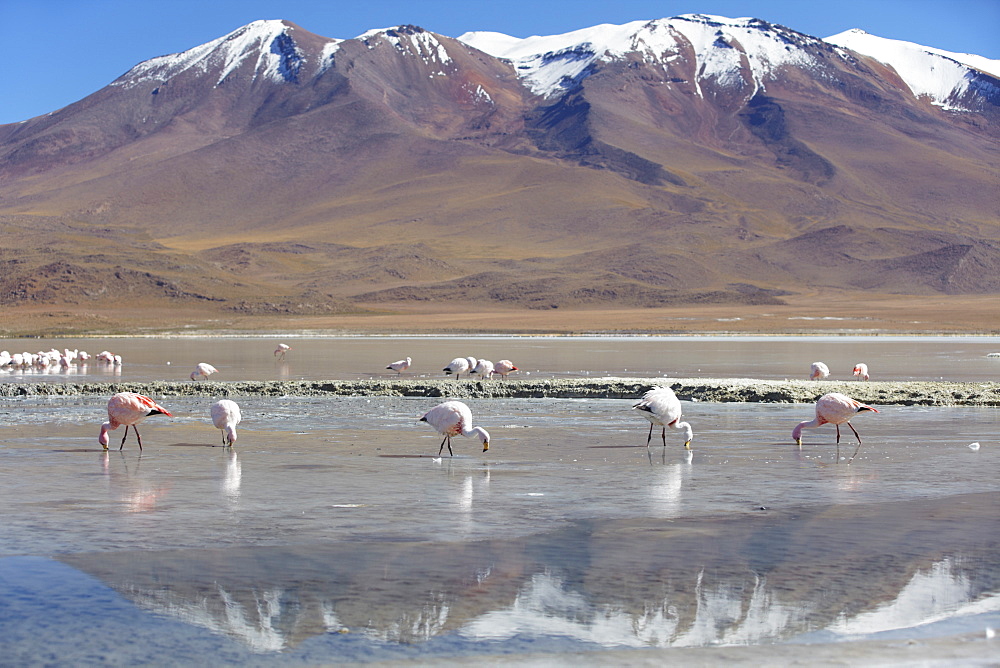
xmin=1 ymin=16 xmax=998 ymax=333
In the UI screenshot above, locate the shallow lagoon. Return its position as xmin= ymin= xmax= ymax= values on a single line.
xmin=2 ymin=334 xmax=999 ymax=383
xmin=1 ymin=337 xmax=998 ymax=664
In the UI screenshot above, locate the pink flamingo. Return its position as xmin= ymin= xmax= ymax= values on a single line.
xmin=386 ymin=357 xmax=411 ymax=375
xmin=853 ymin=363 xmax=870 ymax=381
xmin=420 ymin=401 xmax=491 ymax=456
xmin=493 ymin=360 xmax=518 ymax=380
xmin=793 ymin=392 xmax=879 ymax=462
xmin=810 ymin=362 xmax=830 ymax=380
xmin=211 ymin=399 xmax=242 ymax=447
xmin=633 ymin=386 xmax=693 ymax=450
xmin=99 ymin=392 xmax=173 ymax=451
xmin=274 ymin=343 xmax=291 ymax=360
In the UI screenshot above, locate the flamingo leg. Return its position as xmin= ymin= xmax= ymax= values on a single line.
xmin=438 ymin=436 xmax=447 ymax=456
xmin=660 ymin=427 xmax=667 ymax=448
xmin=134 ymin=426 xmax=143 ymax=451
xmin=846 ymin=422 xmax=863 ymax=463
xmin=645 ymin=423 xmax=654 ymax=447
xmin=447 ymin=437 xmax=454 ymax=457
xmin=835 ymin=424 xmax=842 ymax=444
xmin=119 ymin=425 xmax=130 ymax=450
xmin=847 ymin=422 xmax=862 ymax=444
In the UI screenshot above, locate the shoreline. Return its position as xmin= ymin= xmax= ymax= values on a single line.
xmin=4 ymin=331 xmax=1000 ymax=340
xmin=2 ymin=378 xmax=998 ymax=405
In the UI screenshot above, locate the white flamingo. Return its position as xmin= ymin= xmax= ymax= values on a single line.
xmin=494 ymin=360 xmax=518 ymax=379
xmin=190 ymin=362 xmax=219 ymax=381
xmin=443 ymin=357 xmax=471 ymax=378
xmin=633 ymin=386 xmax=693 ymax=450
xmin=420 ymin=401 xmax=491 ymax=456
xmin=274 ymin=343 xmax=291 ymax=360
xmin=810 ymin=361 xmax=830 ymax=380
xmin=472 ymin=359 xmax=495 ymax=379
xmin=211 ymin=400 xmax=242 ymax=447
xmin=99 ymin=392 xmax=173 ymax=451
xmin=793 ymin=392 xmax=879 ymax=462
xmin=387 ymin=357 xmax=412 ymax=375
xmin=853 ymin=363 xmax=870 ymax=381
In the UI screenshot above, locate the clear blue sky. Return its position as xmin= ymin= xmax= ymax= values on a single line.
xmin=3 ymin=0 xmax=998 ymax=124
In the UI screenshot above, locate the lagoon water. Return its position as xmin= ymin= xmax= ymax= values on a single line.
xmin=1 ymin=337 xmax=998 ymax=664
xmin=3 ymin=335 xmax=1000 ymax=383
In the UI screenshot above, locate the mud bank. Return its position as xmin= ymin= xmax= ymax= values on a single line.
xmin=1 ymin=378 xmax=998 ymax=405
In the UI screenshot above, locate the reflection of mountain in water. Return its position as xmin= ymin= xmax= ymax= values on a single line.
xmin=60 ymin=493 xmax=1000 ymax=653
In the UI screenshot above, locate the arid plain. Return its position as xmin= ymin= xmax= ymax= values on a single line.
xmin=3 ymin=292 xmax=998 ymax=337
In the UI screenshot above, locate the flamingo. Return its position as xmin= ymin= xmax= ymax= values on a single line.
xmin=472 ymin=359 xmax=495 ymax=379
xmin=190 ymin=362 xmax=219 ymax=381
xmin=210 ymin=399 xmax=242 ymax=447
xmin=99 ymin=392 xmax=173 ymax=451
xmin=274 ymin=343 xmax=291 ymax=360
xmin=419 ymin=401 xmax=491 ymax=456
xmin=443 ymin=357 xmax=471 ymax=378
xmin=793 ymin=392 xmax=879 ymax=462
xmin=387 ymin=356 xmax=412 ymax=375
xmin=810 ymin=361 xmax=830 ymax=380
xmin=633 ymin=386 xmax=693 ymax=450
xmin=853 ymin=363 xmax=870 ymax=381
xmin=494 ymin=360 xmax=518 ymax=380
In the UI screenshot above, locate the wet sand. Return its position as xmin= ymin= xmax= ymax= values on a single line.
xmin=2 ymin=377 xmax=998 ymax=405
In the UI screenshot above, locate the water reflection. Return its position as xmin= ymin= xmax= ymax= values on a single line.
xmin=222 ymin=451 xmax=241 ymax=505
xmin=59 ymin=492 xmax=1000 ymax=653
xmin=100 ymin=451 xmax=171 ymax=513
xmin=648 ymin=450 xmax=692 ymax=518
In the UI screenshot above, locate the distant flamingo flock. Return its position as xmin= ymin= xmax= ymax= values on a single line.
xmin=2 ymin=345 xmax=882 ymax=461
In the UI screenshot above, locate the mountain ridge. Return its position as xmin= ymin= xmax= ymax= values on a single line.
xmin=1 ymin=15 xmax=997 ymax=334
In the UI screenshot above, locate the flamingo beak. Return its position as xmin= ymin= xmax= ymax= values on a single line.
xmin=483 ymin=442 xmax=490 ymax=452
xmin=683 ymin=440 xmax=692 ymax=450
xmin=795 ymin=437 xmax=802 ymax=446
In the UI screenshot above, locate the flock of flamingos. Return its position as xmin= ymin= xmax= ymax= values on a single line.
xmin=1 ymin=344 xmax=879 ymax=463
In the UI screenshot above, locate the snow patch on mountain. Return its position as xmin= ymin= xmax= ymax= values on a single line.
xmin=114 ymin=20 xmax=327 ymax=89
xmin=825 ymin=29 xmax=1000 ymax=109
xmin=360 ymin=26 xmax=454 ymax=69
xmin=459 ymin=14 xmax=825 ymax=99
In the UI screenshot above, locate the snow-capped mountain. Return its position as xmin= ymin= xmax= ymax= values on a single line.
xmin=825 ymin=28 xmax=1000 ymax=110
xmin=114 ymin=20 xmax=340 ymax=89
xmin=1 ymin=15 xmax=997 ymax=319
xmin=459 ymin=14 xmax=999 ymax=112
xmin=460 ymin=15 xmax=830 ymax=100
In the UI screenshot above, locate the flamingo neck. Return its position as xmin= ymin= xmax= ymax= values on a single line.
xmin=99 ymin=421 xmax=116 ymax=446
xmin=792 ymin=418 xmax=821 ymax=440
xmin=225 ymin=426 xmax=238 ymax=445
xmin=465 ymin=425 xmax=490 ymax=443
xmin=676 ymin=421 xmax=693 ymax=442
